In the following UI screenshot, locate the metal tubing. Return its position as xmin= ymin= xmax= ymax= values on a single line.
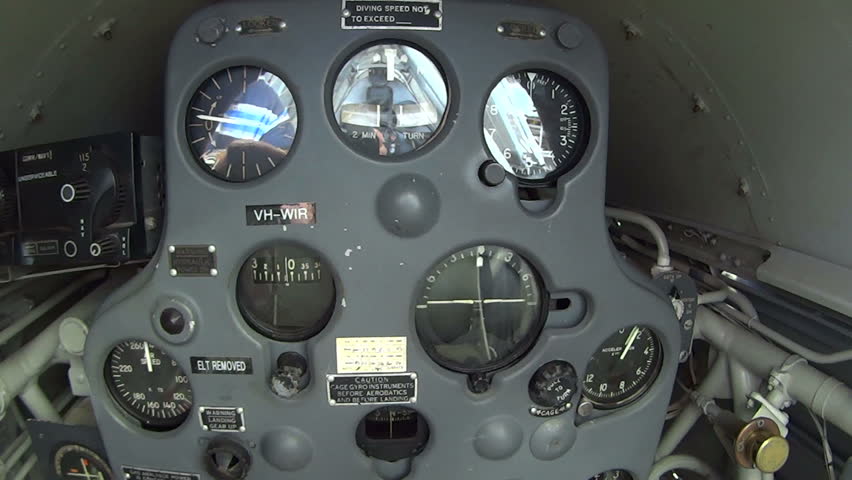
xmin=19 ymin=383 xmax=60 ymax=422
xmin=0 ymin=271 xmax=124 ymax=419
xmin=10 ymin=455 xmax=36 ymax=480
xmin=696 ymin=307 xmax=852 ymax=436
xmin=606 ymin=208 xmax=671 ymax=268
xmin=649 ymin=454 xmax=724 ymax=480
xmin=716 ymin=303 xmax=852 ymax=364
xmin=655 ymin=353 xmax=731 ymax=460
xmin=0 ymin=271 xmax=103 ymax=347
xmin=730 ymin=358 xmax=760 ymax=420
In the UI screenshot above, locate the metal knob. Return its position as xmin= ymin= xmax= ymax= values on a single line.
xmin=752 ymin=433 xmax=790 ymax=473
xmin=734 ymin=417 xmax=790 ymax=473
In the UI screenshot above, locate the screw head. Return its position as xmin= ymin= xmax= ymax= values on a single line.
xmin=235 ymin=24 xmax=242 ymax=33
xmin=433 ymin=10 xmax=442 ymax=18
xmin=539 ymin=29 xmax=547 ymax=38
xmin=208 ymin=245 xmax=216 ymax=253
xmin=679 ymin=351 xmax=689 ymax=362
xmin=577 ymin=401 xmax=594 ymax=417
xmin=199 ymin=407 xmax=206 ymax=413
xmin=210 ymin=268 xmax=218 ymax=276
xmin=279 ymin=21 xmax=287 ymax=29
xmin=329 ymin=399 xmax=336 ymax=405
xmin=169 ymin=269 xmax=178 ymax=277
xmin=202 ymin=425 xmax=209 ymax=431
xmin=237 ymin=407 xmax=244 ymax=414
xmin=239 ymin=426 xmax=246 ymax=432
xmin=342 ymin=9 xmax=351 ymax=18
xmin=496 ymin=25 xmax=505 ymax=33
xmin=168 ymin=245 xmax=176 ymax=253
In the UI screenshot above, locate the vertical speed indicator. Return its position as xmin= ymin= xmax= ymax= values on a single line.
xmin=483 ymin=70 xmax=590 ymax=182
xmin=104 ymin=340 xmax=193 ymax=431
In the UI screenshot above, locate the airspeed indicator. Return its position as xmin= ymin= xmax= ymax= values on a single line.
xmin=104 ymin=340 xmax=193 ymax=431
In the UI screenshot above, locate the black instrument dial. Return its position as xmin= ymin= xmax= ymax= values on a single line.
xmin=186 ymin=65 xmax=298 ymax=182
xmin=590 ymin=470 xmax=633 ymax=480
xmin=582 ymin=326 xmax=662 ymax=408
xmin=331 ymin=42 xmax=448 ymax=158
xmin=237 ymin=243 xmax=336 ymax=341
xmin=104 ymin=340 xmax=193 ymax=430
xmin=415 ymin=245 xmax=546 ymax=373
xmin=54 ymin=444 xmax=112 ymax=480
xmin=483 ymin=70 xmax=590 ymax=182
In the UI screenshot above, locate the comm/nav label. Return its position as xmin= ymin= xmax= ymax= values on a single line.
xmin=341 ymin=0 xmax=442 ymax=31
xmin=327 ymin=373 xmax=417 ymax=406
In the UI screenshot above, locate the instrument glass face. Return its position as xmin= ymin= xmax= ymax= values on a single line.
xmin=236 ymin=243 xmax=336 ymax=341
xmin=104 ymin=340 xmax=193 ymax=430
xmin=415 ymin=245 xmax=545 ymax=373
xmin=332 ymin=42 xmax=449 ymax=158
xmin=582 ymin=326 xmax=663 ymax=408
xmin=483 ymin=70 xmax=590 ymax=181
xmin=186 ymin=65 xmax=298 ymax=181
xmin=54 ymin=444 xmax=113 ymax=480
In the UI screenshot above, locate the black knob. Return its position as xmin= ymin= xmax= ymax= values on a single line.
xmin=159 ymin=308 xmax=186 ymax=335
xmin=467 ymin=373 xmax=491 ymax=394
xmin=203 ymin=437 xmax=251 ymax=480
xmin=269 ymin=352 xmax=310 ymax=398
xmin=528 ymin=360 xmax=577 ymax=410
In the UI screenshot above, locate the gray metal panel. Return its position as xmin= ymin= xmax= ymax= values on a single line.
xmin=80 ymin=1 xmax=681 ymax=479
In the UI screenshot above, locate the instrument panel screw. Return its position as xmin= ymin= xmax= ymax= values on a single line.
xmin=237 ymin=408 xmax=244 ymax=414
xmin=210 ymin=268 xmax=219 ymax=276
xmin=234 ymin=24 xmax=242 ymax=33
xmin=342 ymin=9 xmax=352 ymax=18
xmin=279 ymin=21 xmax=287 ymax=29
xmin=169 ymin=269 xmax=178 ymax=277
xmin=683 ymin=319 xmax=694 ymax=330
xmin=168 ymin=245 xmax=176 ymax=253
xmin=199 ymin=407 xmax=206 ymax=413
xmin=208 ymin=245 xmax=216 ymax=253
xmin=202 ymin=425 xmax=209 ymax=431
xmin=539 ymin=29 xmax=547 ymax=38
xmin=239 ymin=426 xmax=246 ymax=432
xmin=433 ymin=10 xmax=442 ymax=18
xmin=496 ymin=25 xmax=505 ymax=34
xmin=679 ymin=351 xmax=689 ymax=362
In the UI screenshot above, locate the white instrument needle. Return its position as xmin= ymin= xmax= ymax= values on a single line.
xmin=196 ymin=114 xmax=266 ymax=128
xmin=620 ymin=326 xmax=640 ymax=360
xmin=143 ymin=341 xmax=153 ymax=373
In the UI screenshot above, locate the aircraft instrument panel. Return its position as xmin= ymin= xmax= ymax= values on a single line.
xmin=84 ymin=1 xmax=681 ymax=479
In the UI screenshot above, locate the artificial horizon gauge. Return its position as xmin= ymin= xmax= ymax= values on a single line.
xmin=582 ymin=326 xmax=663 ymax=408
xmin=483 ymin=70 xmax=590 ymax=182
xmin=54 ymin=444 xmax=113 ymax=480
xmin=237 ymin=243 xmax=336 ymax=341
xmin=104 ymin=340 xmax=193 ymax=431
xmin=185 ymin=65 xmax=298 ymax=182
xmin=415 ymin=245 xmax=546 ymax=373
xmin=331 ymin=42 xmax=448 ymax=158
